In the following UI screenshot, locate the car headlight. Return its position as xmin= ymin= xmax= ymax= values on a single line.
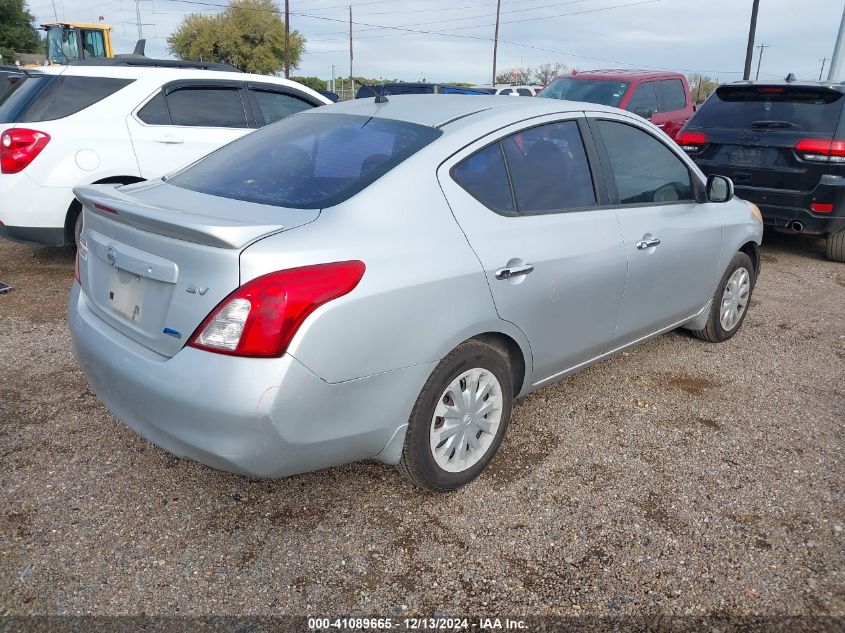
xmin=745 ymin=200 xmax=763 ymax=224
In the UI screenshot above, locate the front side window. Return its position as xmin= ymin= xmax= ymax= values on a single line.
xmin=168 ymin=113 xmax=442 ymax=209
xmin=625 ymin=82 xmax=659 ymax=115
xmin=659 ymin=79 xmax=687 ymax=112
xmin=166 ymin=87 xmax=248 ymax=128
xmin=597 ymin=120 xmax=693 ymax=204
xmin=251 ymin=89 xmax=314 ymax=125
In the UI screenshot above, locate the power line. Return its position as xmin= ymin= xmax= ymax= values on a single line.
xmin=160 ymin=0 xmax=747 ymax=76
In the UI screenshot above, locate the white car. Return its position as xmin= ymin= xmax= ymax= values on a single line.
xmin=0 ymin=59 xmax=330 ymax=246
xmin=495 ymin=85 xmax=542 ymax=96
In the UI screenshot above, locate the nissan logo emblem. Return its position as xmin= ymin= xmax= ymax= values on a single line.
xmin=106 ymin=246 xmax=116 ymax=267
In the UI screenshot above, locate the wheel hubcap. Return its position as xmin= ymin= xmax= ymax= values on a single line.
xmin=719 ymin=267 xmax=750 ymax=332
xmin=430 ymin=368 xmax=503 ymax=473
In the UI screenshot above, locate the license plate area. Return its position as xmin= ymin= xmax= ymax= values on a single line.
xmin=108 ymin=268 xmax=144 ymax=322
xmin=729 ymin=147 xmax=763 ymax=167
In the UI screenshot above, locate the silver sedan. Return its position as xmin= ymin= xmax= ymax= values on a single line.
xmin=69 ymin=95 xmax=763 ymax=490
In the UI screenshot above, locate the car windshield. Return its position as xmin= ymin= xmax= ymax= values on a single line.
xmin=691 ymin=86 xmax=844 ymax=134
xmin=538 ymin=77 xmax=628 ymax=107
xmin=168 ymin=113 xmax=443 ymax=209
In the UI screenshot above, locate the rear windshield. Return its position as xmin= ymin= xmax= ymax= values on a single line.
xmin=691 ymin=86 xmax=844 ymax=134
xmin=538 ymin=77 xmax=629 ymax=107
xmin=0 ymin=74 xmax=134 ymax=123
xmin=168 ymin=113 xmax=443 ymax=209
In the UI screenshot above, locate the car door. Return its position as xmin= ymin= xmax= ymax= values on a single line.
xmin=588 ymin=114 xmax=722 ymax=345
xmin=438 ymin=115 xmax=628 ymax=383
xmin=126 ymin=81 xmax=253 ymax=178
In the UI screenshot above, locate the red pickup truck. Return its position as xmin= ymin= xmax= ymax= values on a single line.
xmin=537 ymin=69 xmax=695 ymax=140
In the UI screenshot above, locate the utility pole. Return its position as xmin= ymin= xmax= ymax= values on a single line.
xmin=742 ymin=0 xmax=761 ymax=80
xmin=135 ymin=0 xmax=143 ymax=40
xmin=828 ymin=3 xmax=845 ymax=81
xmin=492 ymin=0 xmax=502 ymax=86
xmin=819 ymin=58 xmax=828 ymax=81
xmin=284 ymin=0 xmax=290 ymax=79
xmin=755 ymin=43 xmax=769 ymax=80
xmin=349 ymin=5 xmax=353 ymax=94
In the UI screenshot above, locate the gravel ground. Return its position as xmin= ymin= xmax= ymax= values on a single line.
xmin=0 ymin=231 xmax=843 ymax=624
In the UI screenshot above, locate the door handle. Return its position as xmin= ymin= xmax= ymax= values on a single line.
xmin=636 ymin=236 xmax=661 ymax=250
xmin=495 ymin=263 xmax=534 ymax=280
xmin=154 ymin=135 xmax=184 ymax=144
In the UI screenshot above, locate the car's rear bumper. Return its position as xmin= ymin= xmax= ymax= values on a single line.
xmin=733 ymin=175 xmax=845 ymax=235
xmin=0 ymin=172 xmax=75 ymax=246
xmin=68 ymin=282 xmax=431 ymax=478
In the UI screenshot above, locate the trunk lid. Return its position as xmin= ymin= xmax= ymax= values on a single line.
xmin=74 ymin=181 xmax=320 ymax=358
xmin=687 ymin=84 xmax=845 ymax=191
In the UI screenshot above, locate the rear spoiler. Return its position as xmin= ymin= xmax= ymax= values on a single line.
xmin=74 ymin=184 xmax=286 ymax=249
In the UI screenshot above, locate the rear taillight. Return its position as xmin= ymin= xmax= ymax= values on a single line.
xmin=676 ymin=131 xmax=707 ymax=152
xmin=811 ymin=202 xmax=834 ymax=213
xmin=75 ymin=237 xmax=87 ymax=285
xmin=794 ymin=139 xmax=845 ymax=163
xmin=188 ymin=261 xmax=366 ymax=358
xmin=1 ymin=128 xmax=51 ymax=174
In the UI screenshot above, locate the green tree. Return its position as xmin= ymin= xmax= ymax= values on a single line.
xmin=0 ymin=0 xmax=40 ymax=63
xmin=168 ymin=0 xmax=303 ymax=75
xmin=290 ymin=75 xmax=326 ymax=91
xmin=688 ymin=73 xmax=719 ymax=105
xmin=534 ymin=62 xmax=566 ymax=85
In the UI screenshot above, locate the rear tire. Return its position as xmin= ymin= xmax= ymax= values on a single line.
xmin=827 ymin=230 xmax=845 ymax=262
xmin=398 ymin=340 xmax=513 ymax=491
xmin=692 ymin=251 xmax=755 ymax=343
xmin=73 ymin=211 xmax=83 ymax=247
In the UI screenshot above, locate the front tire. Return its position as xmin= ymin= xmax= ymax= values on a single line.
xmin=827 ymin=230 xmax=845 ymax=262
xmin=692 ymin=251 xmax=755 ymax=343
xmin=398 ymin=340 xmax=513 ymax=491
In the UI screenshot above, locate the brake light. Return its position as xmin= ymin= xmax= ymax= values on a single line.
xmin=757 ymin=87 xmax=785 ymax=94
xmin=1 ymin=128 xmax=51 ymax=174
xmin=794 ymin=139 xmax=845 ymax=163
xmin=811 ymin=202 xmax=834 ymax=213
xmin=676 ymin=131 xmax=707 ymax=152
xmin=188 ymin=261 xmax=366 ymax=358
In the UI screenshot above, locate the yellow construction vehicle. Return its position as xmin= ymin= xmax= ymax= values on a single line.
xmin=42 ymin=22 xmax=114 ymax=64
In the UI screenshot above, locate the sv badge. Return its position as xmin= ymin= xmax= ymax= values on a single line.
xmin=186 ymin=284 xmax=209 ymax=296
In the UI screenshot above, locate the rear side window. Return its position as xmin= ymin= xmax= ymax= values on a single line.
xmin=690 ymin=86 xmax=844 ymax=134
xmin=137 ymin=91 xmax=169 ymax=124
xmin=502 ymin=121 xmax=595 ymax=213
xmin=626 ymin=82 xmax=659 ymax=115
xmin=452 ymin=144 xmax=513 ymax=213
xmin=251 ymin=89 xmax=314 ymax=125
xmin=659 ymin=79 xmax=687 ymax=111
xmin=517 ymin=88 xmax=533 ymax=97
xmin=166 ymin=87 xmax=248 ymax=128
xmin=9 ymin=76 xmax=133 ymax=123
xmin=597 ymin=120 xmax=693 ymax=204
xmin=168 ymin=113 xmax=442 ymax=209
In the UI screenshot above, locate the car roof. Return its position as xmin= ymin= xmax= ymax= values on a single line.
xmin=306 ymin=94 xmax=618 ymax=128
xmin=18 ymin=63 xmax=331 ymax=102
xmin=563 ymin=68 xmax=684 ymax=81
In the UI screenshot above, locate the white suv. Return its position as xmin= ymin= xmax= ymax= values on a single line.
xmin=0 ymin=59 xmax=330 ymax=246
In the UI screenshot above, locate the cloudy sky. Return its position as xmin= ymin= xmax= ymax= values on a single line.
xmin=26 ymin=0 xmax=845 ymax=84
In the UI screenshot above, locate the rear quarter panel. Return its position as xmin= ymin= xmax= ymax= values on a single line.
xmin=239 ymin=148 xmax=532 ymax=386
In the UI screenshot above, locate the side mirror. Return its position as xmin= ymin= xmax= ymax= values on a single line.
xmin=706 ymin=174 xmax=734 ymax=203
xmin=634 ymin=106 xmax=654 ymax=120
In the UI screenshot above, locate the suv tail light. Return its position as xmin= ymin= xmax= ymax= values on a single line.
xmin=794 ymin=139 xmax=845 ymax=163
xmin=1 ymin=128 xmax=51 ymax=174
xmin=676 ymin=131 xmax=707 ymax=152
xmin=188 ymin=261 xmax=366 ymax=358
